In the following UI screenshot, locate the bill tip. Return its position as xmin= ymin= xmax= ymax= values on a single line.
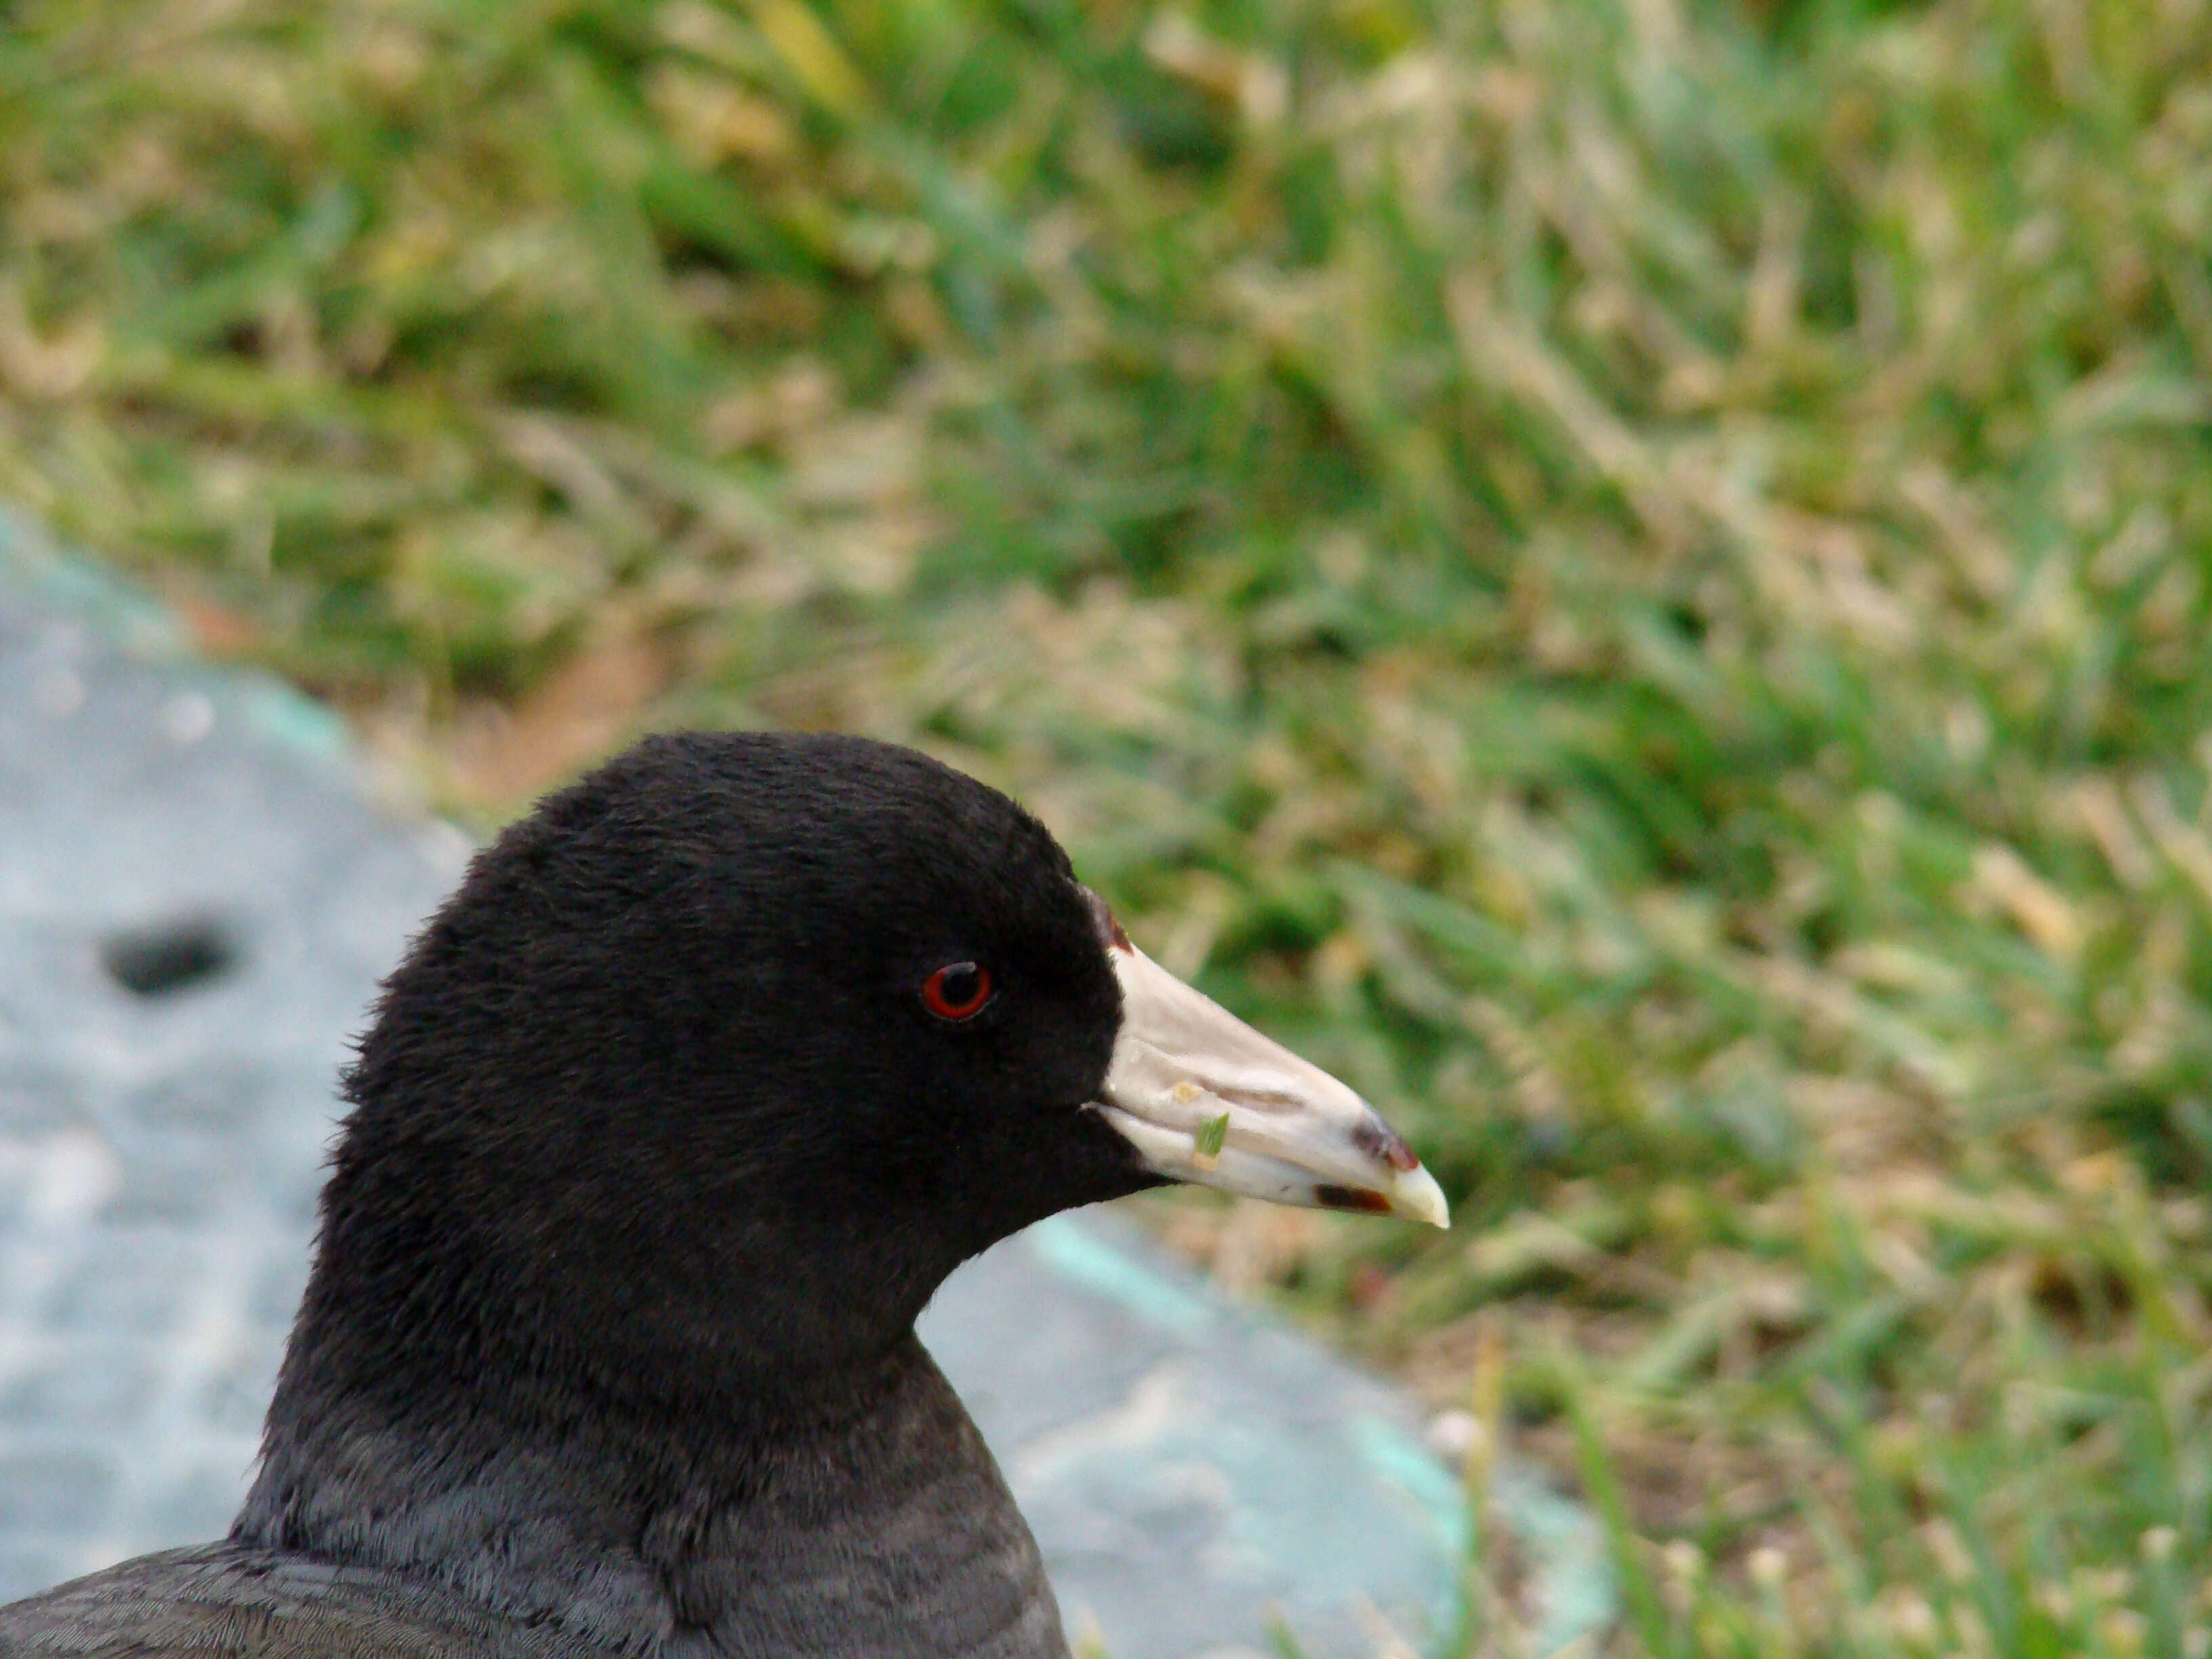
xmin=1396 ymin=1163 xmax=1452 ymax=1229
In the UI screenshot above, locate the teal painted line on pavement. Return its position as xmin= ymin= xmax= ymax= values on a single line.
xmin=0 ymin=506 xmax=349 ymax=769
xmin=0 ymin=506 xmax=179 ymax=654
xmin=1025 ymin=1212 xmax=1218 ymax=1340
xmin=1351 ymin=1412 xmax=1473 ymax=1560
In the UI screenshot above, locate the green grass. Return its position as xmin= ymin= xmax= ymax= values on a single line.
xmin=5 ymin=0 xmax=2212 ymax=1649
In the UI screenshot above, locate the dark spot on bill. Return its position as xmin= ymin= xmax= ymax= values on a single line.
xmin=1314 ymin=1185 xmax=1392 ymax=1214
xmin=1351 ymin=1115 xmax=1420 ymax=1172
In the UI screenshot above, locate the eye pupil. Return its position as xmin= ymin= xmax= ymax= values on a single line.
xmin=922 ymin=962 xmax=993 ymax=1021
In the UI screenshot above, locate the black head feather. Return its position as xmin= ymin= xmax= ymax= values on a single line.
xmin=262 ymin=731 xmax=1151 ymax=1452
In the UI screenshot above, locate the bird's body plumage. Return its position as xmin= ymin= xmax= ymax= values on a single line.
xmin=0 ymin=1544 xmax=628 ymax=1658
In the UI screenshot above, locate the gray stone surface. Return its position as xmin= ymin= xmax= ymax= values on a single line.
xmin=0 ymin=509 xmax=1610 ymax=1657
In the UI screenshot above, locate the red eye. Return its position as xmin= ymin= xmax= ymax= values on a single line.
xmin=921 ymin=962 xmax=994 ymax=1021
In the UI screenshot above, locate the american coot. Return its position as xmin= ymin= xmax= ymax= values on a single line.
xmin=1 ymin=732 xmax=1448 ymax=1658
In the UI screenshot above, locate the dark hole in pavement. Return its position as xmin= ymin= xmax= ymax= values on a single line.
xmin=100 ymin=918 xmax=237 ymax=998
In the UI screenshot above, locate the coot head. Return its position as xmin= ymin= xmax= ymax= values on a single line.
xmin=281 ymin=731 xmax=1443 ymax=1433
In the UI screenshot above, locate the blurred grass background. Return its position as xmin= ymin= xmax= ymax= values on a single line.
xmin=4 ymin=0 xmax=2211 ymax=1650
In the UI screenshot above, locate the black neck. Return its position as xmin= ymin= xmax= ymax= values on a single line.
xmin=236 ymin=1328 xmax=1065 ymax=1659
xmin=234 ymin=1141 xmax=1067 ymax=1658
